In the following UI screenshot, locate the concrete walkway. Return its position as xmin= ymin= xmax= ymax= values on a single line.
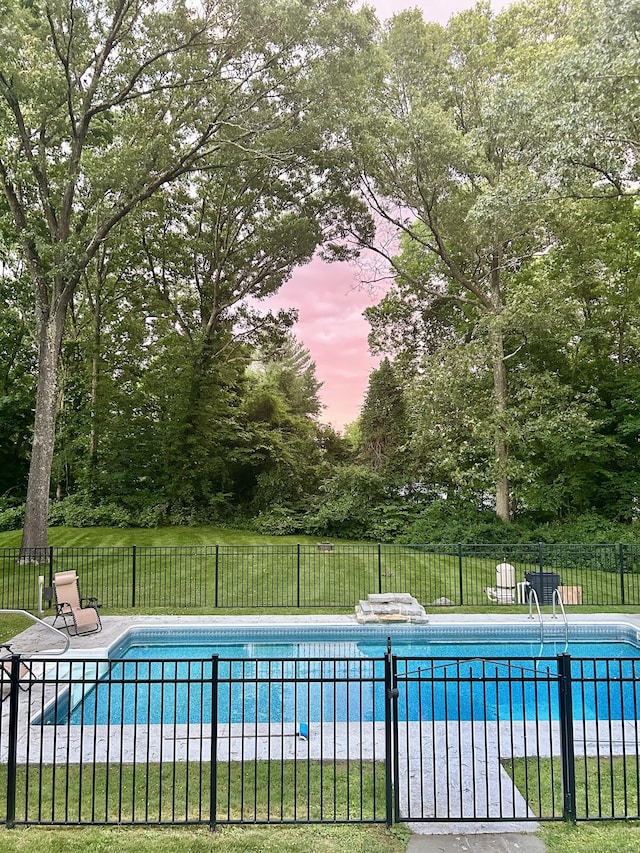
xmin=407 ymin=832 xmax=546 ymax=852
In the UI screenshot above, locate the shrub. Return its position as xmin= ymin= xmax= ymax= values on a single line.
xmin=252 ymin=506 xmax=307 ymax=536
xmin=0 ymin=504 xmax=24 ymax=532
xmin=398 ymin=501 xmax=534 ymax=545
xmin=48 ymin=494 xmax=132 ymax=528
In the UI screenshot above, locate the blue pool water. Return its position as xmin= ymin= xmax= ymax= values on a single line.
xmin=45 ymin=624 xmax=640 ymax=726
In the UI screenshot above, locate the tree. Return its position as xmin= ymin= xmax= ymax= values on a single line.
xmin=234 ymin=336 xmax=325 ymax=512
xmin=358 ymin=358 xmax=406 ymax=474
xmin=349 ymin=3 xmax=572 ymax=520
xmin=0 ymin=0 xmax=374 ymax=549
xmin=515 ymin=197 xmax=640 ymax=520
xmin=530 ymin=0 xmax=640 ymax=197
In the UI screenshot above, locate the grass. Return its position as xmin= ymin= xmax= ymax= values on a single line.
xmin=540 ymin=821 xmax=640 ymax=853
xmin=507 ymin=756 xmax=640 ymax=852
xmin=1 ymin=761 xmax=387 ymax=824
xmin=0 ymin=759 xmax=405 ymax=852
xmin=1 ymin=525 xmax=637 ymax=616
xmin=0 ymin=526 xmax=327 ymax=547
xmin=0 ymin=824 xmax=410 ymax=853
xmin=509 ymin=756 xmax=640 ymax=821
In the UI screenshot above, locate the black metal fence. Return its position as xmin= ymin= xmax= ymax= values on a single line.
xmin=2 ymin=543 xmax=640 ymax=613
xmin=2 ymin=647 xmax=640 ymax=826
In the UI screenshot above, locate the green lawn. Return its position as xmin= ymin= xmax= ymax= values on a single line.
xmin=0 ymin=818 xmax=638 ymax=852
xmin=0 ymin=526 xmax=326 ymax=547
xmin=2 ymin=525 xmax=637 ymax=616
xmin=0 ymin=824 xmax=410 ymax=853
xmin=540 ymin=821 xmax=640 ymax=853
xmin=1 ymin=760 xmax=387 ymax=824
xmin=508 ymin=755 xmax=640 ymax=852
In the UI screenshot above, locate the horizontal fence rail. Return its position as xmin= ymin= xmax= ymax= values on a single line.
xmin=1 ymin=543 xmax=640 ymax=613
xmin=2 ymin=648 xmax=640 ymax=826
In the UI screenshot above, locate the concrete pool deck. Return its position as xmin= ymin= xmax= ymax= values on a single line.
xmin=9 ymin=610 xmax=640 ymax=657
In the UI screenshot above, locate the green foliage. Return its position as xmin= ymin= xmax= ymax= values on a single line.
xmin=4 ymin=0 xmax=640 ymax=546
xmin=301 ymin=465 xmax=420 ymax=541
xmin=48 ymin=495 xmax=133 ymax=529
xmin=251 ymin=506 xmax=307 ymax=537
xmin=0 ymin=503 xmax=24 ymax=532
xmin=399 ymin=500 xmax=532 ymax=545
xmin=357 ymin=358 xmax=407 ymax=474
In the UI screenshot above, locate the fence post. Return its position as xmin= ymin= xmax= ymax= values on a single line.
xmin=131 ymin=545 xmax=136 ymax=608
xmin=209 ymin=654 xmax=219 ymax=831
xmin=384 ymin=646 xmax=393 ymax=827
xmin=297 ymin=544 xmax=301 ymax=608
xmin=557 ymin=652 xmax=577 ymax=823
xmin=384 ymin=639 xmax=399 ymax=828
xmin=378 ymin=544 xmax=382 ymax=595
xmin=48 ymin=546 xmax=54 ymax=609
xmin=538 ymin=542 xmax=544 ymax=574
xmin=619 ymin=543 xmax=625 ymax=605
xmin=5 ymin=655 xmax=21 ymax=827
xmin=215 ymin=546 xmax=219 ymax=609
xmin=458 ymin=544 xmax=464 ymax=605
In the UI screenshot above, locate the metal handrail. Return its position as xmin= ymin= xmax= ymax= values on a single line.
xmin=527 ymin=586 xmax=544 ymax=643
xmin=552 ymin=588 xmax=569 ymax=648
xmin=0 ymin=609 xmax=69 ymax=655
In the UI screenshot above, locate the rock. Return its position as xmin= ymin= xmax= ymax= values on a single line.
xmin=368 ymin=592 xmax=414 ymax=605
xmin=355 ymin=592 xmax=428 ymax=624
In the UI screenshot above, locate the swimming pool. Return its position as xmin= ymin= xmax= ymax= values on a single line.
xmin=41 ymin=622 xmax=640 ymax=726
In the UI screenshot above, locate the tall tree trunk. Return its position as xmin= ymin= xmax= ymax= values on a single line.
xmin=88 ymin=292 xmax=102 ymax=487
xmin=20 ymin=308 xmax=66 ymax=554
xmin=491 ymin=325 xmax=510 ymax=522
xmin=490 ymin=256 xmax=510 ymax=523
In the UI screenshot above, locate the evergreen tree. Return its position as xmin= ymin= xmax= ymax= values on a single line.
xmin=358 ymin=358 xmax=407 ymax=475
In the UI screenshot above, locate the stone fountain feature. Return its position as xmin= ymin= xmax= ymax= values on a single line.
xmin=355 ymin=592 xmax=428 ymax=624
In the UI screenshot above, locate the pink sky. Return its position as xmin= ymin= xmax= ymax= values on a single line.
xmin=267 ymin=0 xmax=508 ymax=430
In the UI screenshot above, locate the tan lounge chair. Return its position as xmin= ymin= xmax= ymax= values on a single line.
xmin=53 ymin=570 xmax=102 ymax=635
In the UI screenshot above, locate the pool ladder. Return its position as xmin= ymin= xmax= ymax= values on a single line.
xmin=527 ymin=587 xmax=569 ymax=648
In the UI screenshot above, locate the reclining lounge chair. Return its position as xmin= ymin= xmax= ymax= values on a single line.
xmin=1 ymin=643 xmax=36 ymax=702
xmin=53 ymin=570 xmax=102 ymax=635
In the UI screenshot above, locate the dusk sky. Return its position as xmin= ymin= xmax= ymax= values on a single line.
xmin=266 ymin=0 xmax=508 ymax=431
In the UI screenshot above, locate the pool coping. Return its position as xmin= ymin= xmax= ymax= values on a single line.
xmin=9 ymin=611 xmax=640 ymax=659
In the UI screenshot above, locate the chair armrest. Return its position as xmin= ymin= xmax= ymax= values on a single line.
xmin=56 ymin=601 xmax=73 ymax=614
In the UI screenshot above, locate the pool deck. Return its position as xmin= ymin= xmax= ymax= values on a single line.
xmin=9 ymin=610 xmax=640 ymax=657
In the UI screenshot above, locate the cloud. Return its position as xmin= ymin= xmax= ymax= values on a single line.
xmin=263 ymin=257 xmax=386 ymax=429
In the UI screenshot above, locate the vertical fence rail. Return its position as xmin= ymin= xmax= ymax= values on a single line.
xmin=5 ymin=655 xmax=20 ymax=827
xmin=210 ymin=654 xmax=219 ymax=831
xmin=131 ymin=545 xmax=136 ymax=608
xmin=557 ymin=653 xmax=577 ymax=823
xmin=384 ymin=645 xmax=395 ymax=828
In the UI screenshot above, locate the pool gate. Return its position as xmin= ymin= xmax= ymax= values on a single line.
xmin=1 ymin=647 xmax=640 ymax=826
